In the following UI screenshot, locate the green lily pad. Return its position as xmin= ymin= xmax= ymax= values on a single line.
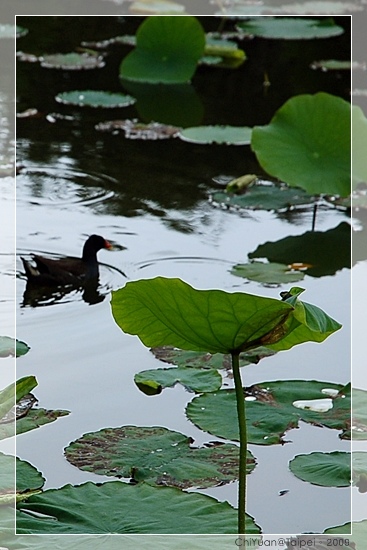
xmin=178 ymin=125 xmax=252 ymax=145
xmin=237 ymin=17 xmax=344 ymax=40
xmin=16 ymin=457 xmax=45 ymax=494
xmin=95 ymin=119 xmax=180 ymax=139
xmin=16 ymin=407 xmax=70 ymax=436
xmin=289 ymin=451 xmax=350 ymax=487
xmin=0 ymin=24 xmax=27 ymax=38
xmin=40 ymin=53 xmax=105 ymax=70
xmin=352 ymin=388 xmax=367 ymax=440
xmin=212 ymin=182 xmax=316 ymax=211
xmin=231 ymin=261 xmax=305 ymax=284
xmin=352 ymin=451 xmax=367 ymax=492
xmin=0 ymin=336 xmax=30 ymax=358
xmin=135 ymin=366 xmax=222 ymax=394
xmin=120 ymin=16 xmax=205 ymax=84
xmin=151 ymin=345 xmax=275 ymax=370
xmin=248 ymin=222 xmax=351 ymax=278
xmin=16 ymin=481 xmax=260 ymax=534
xmin=311 ymin=59 xmax=352 ymax=71
xmin=274 ymin=1 xmax=361 ymax=14
xmin=129 ymin=0 xmax=187 ymax=13
xmin=55 ymin=90 xmax=136 ymax=108
xmin=186 ymin=380 xmax=350 ymax=445
xmin=65 ymin=425 xmax=255 ymax=488
xmin=251 ymin=93 xmax=351 ymax=197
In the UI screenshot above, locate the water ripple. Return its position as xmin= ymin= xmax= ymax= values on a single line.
xmin=16 ymin=165 xmax=116 ymax=208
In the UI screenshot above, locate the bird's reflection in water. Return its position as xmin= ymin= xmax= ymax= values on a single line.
xmin=21 ymin=278 xmax=106 ymax=307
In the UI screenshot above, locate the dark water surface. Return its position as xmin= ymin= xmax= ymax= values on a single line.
xmin=14 ymin=16 xmax=351 ymax=534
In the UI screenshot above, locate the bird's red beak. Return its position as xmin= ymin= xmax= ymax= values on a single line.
xmin=104 ymin=239 xmax=113 ymax=250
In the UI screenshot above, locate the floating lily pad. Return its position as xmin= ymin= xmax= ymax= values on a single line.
xmin=231 ymin=261 xmax=305 ymax=284
xmin=237 ymin=17 xmax=344 ymax=40
xmin=311 ymin=59 xmax=352 ymax=71
xmin=95 ymin=119 xmax=180 ymax=139
xmin=212 ymin=182 xmax=315 ymax=211
xmin=135 ymin=366 xmax=222 ymax=394
xmin=0 ymin=24 xmax=27 ymax=38
xmin=289 ymin=451 xmax=350 ymax=487
xmin=202 ymin=35 xmax=246 ymax=68
xmin=16 ymin=457 xmax=45 ymax=494
xmin=16 ymin=481 xmax=261 ymax=534
xmin=248 ymin=222 xmax=351 ymax=277
xmin=251 ymin=93 xmax=351 ymax=197
xmin=352 ymin=451 xmax=367 ymax=492
xmin=351 ymin=388 xmax=367 ymax=441
xmin=129 ymin=0 xmax=187 ymax=13
xmin=55 ymin=90 xmax=136 ymax=108
xmin=273 ymin=1 xmax=362 ymax=14
xmin=40 ymin=53 xmax=105 ymax=70
xmin=65 ymin=425 xmax=255 ymax=488
xmin=0 ymin=336 xmax=30 ymax=358
xmin=151 ymin=345 xmax=275 ymax=370
xmin=16 ymin=407 xmax=70 ymax=437
xmin=179 ymin=125 xmax=252 ymax=145
xmin=120 ymin=16 xmax=205 ymax=84
xmin=187 ymin=381 xmax=350 ymax=445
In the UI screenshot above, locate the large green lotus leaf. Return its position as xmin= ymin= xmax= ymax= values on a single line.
xmin=231 ymin=261 xmax=305 ymax=284
xmin=16 ymin=481 xmax=260 ymax=534
xmin=289 ymin=451 xmax=350 ymax=487
xmin=120 ymin=16 xmax=205 ymax=83
xmin=248 ymin=222 xmax=351 ymax=277
xmin=135 ymin=366 xmax=222 ymax=393
xmin=55 ymin=90 xmax=136 ymax=108
xmin=111 ymin=278 xmax=340 ymax=354
xmin=237 ymin=17 xmax=344 ymax=39
xmin=65 ymin=425 xmax=255 ymax=488
xmin=111 ymin=277 xmax=294 ymax=354
xmin=151 ymin=345 xmax=275 ymax=369
xmin=352 ymin=105 xmax=367 ymax=189
xmin=0 ymin=336 xmax=30 ymax=357
xmin=212 ymin=183 xmax=316 ymax=211
xmin=267 ymin=292 xmax=342 ymax=352
xmin=251 ymin=93 xmax=351 ymax=196
xmin=351 ymin=388 xmax=367 ymax=440
xmin=178 ymin=125 xmax=252 ymax=145
xmin=187 ymin=380 xmax=350 ymax=444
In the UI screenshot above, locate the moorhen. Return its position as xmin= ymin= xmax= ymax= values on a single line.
xmin=21 ymin=234 xmax=112 ymax=287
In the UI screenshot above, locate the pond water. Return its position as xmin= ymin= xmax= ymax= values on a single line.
xmin=14 ymin=16 xmax=351 ymax=535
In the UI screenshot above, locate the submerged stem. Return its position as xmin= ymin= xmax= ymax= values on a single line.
xmin=232 ymin=350 xmax=247 ymax=535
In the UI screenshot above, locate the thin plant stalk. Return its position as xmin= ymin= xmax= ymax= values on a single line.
xmin=231 ymin=350 xmax=247 ymax=535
